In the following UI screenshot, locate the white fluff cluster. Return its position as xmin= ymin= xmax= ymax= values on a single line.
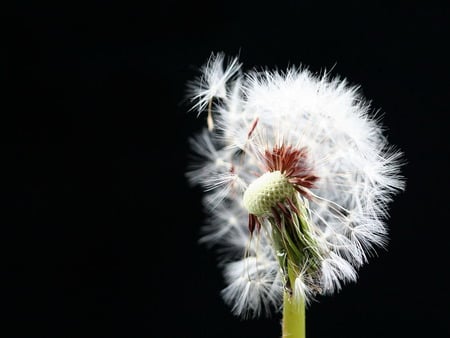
xmin=186 ymin=52 xmax=405 ymax=318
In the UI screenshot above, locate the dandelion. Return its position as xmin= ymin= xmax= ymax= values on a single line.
xmin=185 ymin=52 xmax=405 ymax=337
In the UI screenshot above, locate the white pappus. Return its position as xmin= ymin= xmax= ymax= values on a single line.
xmin=185 ymin=52 xmax=405 ymax=318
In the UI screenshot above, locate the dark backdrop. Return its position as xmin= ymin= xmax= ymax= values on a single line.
xmin=1 ymin=2 xmax=448 ymax=337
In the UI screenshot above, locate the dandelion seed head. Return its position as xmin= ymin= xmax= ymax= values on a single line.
xmin=185 ymin=52 xmax=406 ymax=317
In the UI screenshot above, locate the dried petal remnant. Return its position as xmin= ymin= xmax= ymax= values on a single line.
xmin=263 ymin=145 xmax=318 ymax=195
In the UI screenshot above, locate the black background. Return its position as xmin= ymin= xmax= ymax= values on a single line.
xmin=1 ymin=2 xmax=449 ymax=337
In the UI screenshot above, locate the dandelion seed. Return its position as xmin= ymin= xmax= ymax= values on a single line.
xmin=185 ymin=52 xmax=406 ymax=337
xmin=187 ymin=52 xmax=242 ymax=131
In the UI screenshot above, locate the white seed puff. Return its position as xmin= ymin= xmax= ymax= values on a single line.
xmin=186 ymin=52 xmax=405 ymax=318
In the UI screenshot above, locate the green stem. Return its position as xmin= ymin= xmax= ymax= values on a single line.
xmin=282 ymin=267 xmax=305 ymax=338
